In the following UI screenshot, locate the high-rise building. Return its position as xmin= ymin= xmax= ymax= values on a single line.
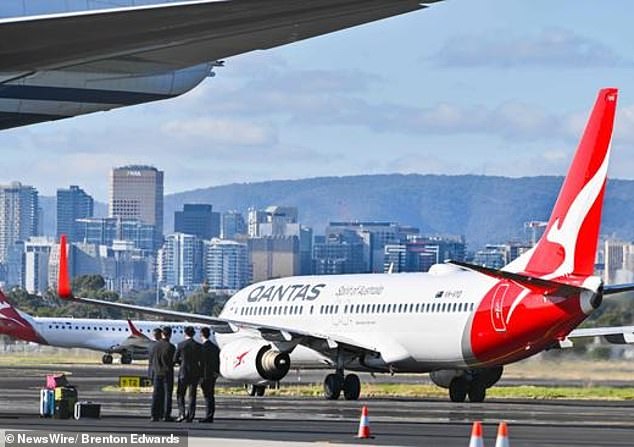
xmin=325 ymin=221 xmax=418 ymax=272
xmin=158 ymin=233 xmax=203 ymax=289
xmin=56 ymin=185 xmax=94 ymax=242
xmin=312 ymin=231 xmax=366 ymax=275
xmin=248 ymin=205 xmax=299 ymax=238
xmin=24 ymin=237 xmax=54 ymax=294
xmin=75 ymin=217 xmax=158 ymax=252
xmin=174 ymin=204 xmax=220 ymax=240
xmin=248 ymin=236 xmax=299 ymax=281
xmin=109 ymin=165 xmax=164 ymax=236
xmin=221 ymin=210 xmax=246 ymax=240
xmin=0 ymin=182 xmax=39 ymax=284
xmin=204 ymin=239 xmax=251 ymax=293
xmin=604 ymin=239 xmax=632 ymax=285
xmin=100 ymin=240 xmax=155 ymax=294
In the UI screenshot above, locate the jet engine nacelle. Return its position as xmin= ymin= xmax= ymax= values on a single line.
xmin=430 ymin=366 xmax=503 ymax=389
xmin=220 ymin=338 xmax=291 ymax=383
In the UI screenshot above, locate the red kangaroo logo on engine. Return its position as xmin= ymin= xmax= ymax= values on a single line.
xmin=234 ymin=350 xmax=250 ymax=368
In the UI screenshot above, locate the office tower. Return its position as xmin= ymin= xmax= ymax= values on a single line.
xmin=109 ymin=165 xmax=164 ymax=236
xmin=100 ymin=240 xmax=155 ymax=294
xmin=174 ymin=204 xmax=220 ymax=240
xmin=221 ymin=210 xmax=246 ymax=240
xmin=75 ymin=217 xmax=158 ymax=252
xmin=325 ymin=221 xmax=419 ymax=272
xmin=0 ymin=182 xmax=39 ymax=283
xmin=158 ymin=233 xmax=203 ymax=289
xmin=313 ymin=231 xmax=366 ymax=275
xmin=248 ymin=236 xmax=300 ymax=282
xmin=204 ymin=239 xmax=251 ymax=293
xmin=604 ymin=239 xmax=631 ymax=285
xmin=24 ymin=237 xmax=55 ymax=294
xmin=56 ymin=185 xmax=94 ymax=242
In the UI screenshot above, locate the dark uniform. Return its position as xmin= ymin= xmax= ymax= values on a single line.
xmin=174 ymin=332 xmax=202 ymax=422
xmin=199 ymin=329 xmax=220 ymax=422
xmin=150 ymin=328 xmax=176 ymax=421
xmin=147 ymin=328 xmax=163 ymax=420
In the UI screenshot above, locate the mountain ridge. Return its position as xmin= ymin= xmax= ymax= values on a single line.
xmin=40 ymin=173 xmax=634 ymax=249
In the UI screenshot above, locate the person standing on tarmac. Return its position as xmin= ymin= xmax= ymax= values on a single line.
xmin=199 ymin=327 xmax=220 ymax=423
xmin=174 ymin=326 xmax=202 ymax=422
xmin=148 ymin=327 xmax=163 ymax=421
xmin=151 ymin=326 xmax=176 ymax=422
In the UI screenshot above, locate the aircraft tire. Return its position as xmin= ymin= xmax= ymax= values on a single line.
xmin=323 ymin=373 xmax=344 ymax=400
xmin=121 ymin=353 xmax=133 ymax=365
xmin=102 ymin=354 xmax=113 ymax=365
xmin=343 ymin=374 xmax=361 ymax=400
xmin=449 ymin=378 xmax=468 ymax=403
xmin=468 ymin=383 xmax=486 ymax=403
xmin=247 ymin=384 xmax=266 ymax=397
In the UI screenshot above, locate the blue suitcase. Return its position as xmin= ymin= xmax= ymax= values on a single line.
xmin=39 ymin=389 xmax=54 ymax=417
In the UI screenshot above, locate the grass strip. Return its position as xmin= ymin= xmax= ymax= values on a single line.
xmin=102 ymin=383 xmax=634 ymax=400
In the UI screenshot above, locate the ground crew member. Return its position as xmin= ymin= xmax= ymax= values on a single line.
xmin=174 ymin=326 xmax=202 ymax=422
xmin=151 ymin=326 xmax=175 ymax=422
xmin=148 ymin=327 xmax=163 ymax=421
xmin=199 ymin=326 xmax=220 ymax=423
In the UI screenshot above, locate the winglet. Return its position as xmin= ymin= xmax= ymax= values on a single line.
xmin=58 ymin=235 xmax=73 ymax=299
xmin=127 ymin=319 xmax=144 ymax=337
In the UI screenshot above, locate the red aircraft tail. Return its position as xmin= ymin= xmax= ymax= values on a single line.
xmin=505 ymin=88 xmax=618 ymax=281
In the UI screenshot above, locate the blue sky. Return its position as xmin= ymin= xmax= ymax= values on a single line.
xmin=2 ymin=0 xmax=634 ymax=201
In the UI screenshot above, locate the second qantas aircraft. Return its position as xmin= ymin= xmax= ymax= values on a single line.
xmin=57 ymin=88 xmax=634 ymax=402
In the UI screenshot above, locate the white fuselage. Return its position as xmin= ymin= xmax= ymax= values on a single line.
xmin=28 ymin=316 xmax=199 ymax=353
xmin=220 ymin=267 xmax=499 ymax=371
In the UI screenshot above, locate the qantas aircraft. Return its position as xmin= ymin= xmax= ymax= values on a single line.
xmin=0 ymin=292 xmax=207 ymax=364
xmin=0 ymin=0 xmax=441 ymax=130
xmin=58 ymin=88 xmax=634 ymax=402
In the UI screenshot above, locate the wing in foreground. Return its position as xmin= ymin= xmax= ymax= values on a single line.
xmin=0 ymin=0 xmax=441 ymax=129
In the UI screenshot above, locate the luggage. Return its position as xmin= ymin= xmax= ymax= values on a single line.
xmin=39 ymin=389 xmax=55 ymax=417
xmin=46 ymin=374 xmax=69 ymax=390
xmin=54 ymin=386 xmax=78 ymax=420
xmin=74 ymin=402 xmax=101 ymax=420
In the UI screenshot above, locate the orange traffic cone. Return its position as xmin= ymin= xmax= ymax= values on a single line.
xmin=495 ymin=421 xmax=510 ymax=447
xmin=468 ymin=421 xmax=484 ymax=447
xmin=356 ymin=406 xmax=374 ymax=439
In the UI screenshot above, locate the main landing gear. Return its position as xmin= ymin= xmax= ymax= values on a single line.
xmin=323 ymin=371 xmax=361 ymax=400
xmin=121 ymin=351 xmax=133 ymax=365
xmin=448 ymin=377 xmax=486 ymax=403
xmin=246 ymin=384 xmax=266 ymax=397
xmin=102 ymin=352 xmax=133 ymax=365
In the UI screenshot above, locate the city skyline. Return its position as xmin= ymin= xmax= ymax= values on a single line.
xmin=2 ymin=2 xmax=634 ymax=200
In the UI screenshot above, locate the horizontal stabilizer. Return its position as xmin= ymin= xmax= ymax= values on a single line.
xmin=603 ymin=283 xmax=634 ymax=296
xmin=447 ymin=260 xmax=587 ymax=297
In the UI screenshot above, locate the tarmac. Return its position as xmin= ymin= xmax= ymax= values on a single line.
xmin=0 ymin=364 xmax=633 ymax=446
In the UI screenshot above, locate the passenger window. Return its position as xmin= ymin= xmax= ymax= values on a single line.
xmin=452 ymin=303 xmax=457 ymax=312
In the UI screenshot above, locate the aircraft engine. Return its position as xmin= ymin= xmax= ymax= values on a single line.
xmin=220 ymin=338 xmax=291 ymax=383
xmin=430 ymin=366 xmax=503 ymax=389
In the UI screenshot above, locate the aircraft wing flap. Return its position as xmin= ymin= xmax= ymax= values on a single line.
xmin=0 ymin=0 xmax=435 ymax=74
xmin=567 ymin=326 xmax=634 ymax=344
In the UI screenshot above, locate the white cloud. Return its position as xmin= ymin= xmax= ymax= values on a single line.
xmin=162 ymin=117 xmax=278 ymax=147
xmin=432 ymin=28 xmax=632 ymax=68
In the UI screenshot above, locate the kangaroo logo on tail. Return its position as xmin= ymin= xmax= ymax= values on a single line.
xmin=0 ymin=291 xmax=45 ymax=343
xmin=505 ymin=88 xmax=618 ymax=281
